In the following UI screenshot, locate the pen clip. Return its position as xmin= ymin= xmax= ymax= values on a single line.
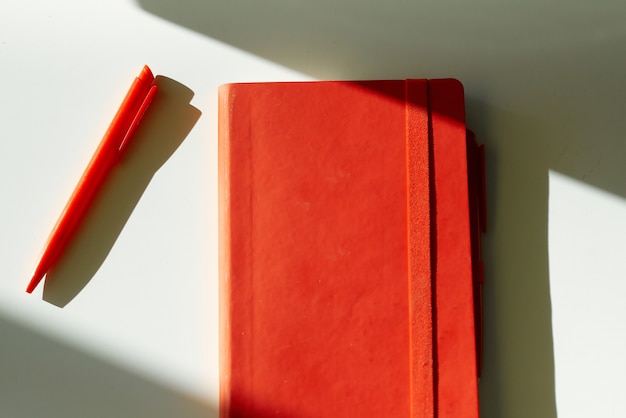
xmin=118 ymin=84 xmax=158 ymax=154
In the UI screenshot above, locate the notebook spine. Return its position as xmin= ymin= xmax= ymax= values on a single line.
xmin=219 ymin=84 xmax=258 ymax=417
xmin=217 ymin=85 xmax=232 ymax=418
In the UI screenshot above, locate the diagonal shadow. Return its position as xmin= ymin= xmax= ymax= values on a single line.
xmin=0 ymin=313 xmax=216 ymax=418
xmin=42 ymin=75 xmax=201 ymax=307
xmin=135 ymin=1 xmax=626 ymax=417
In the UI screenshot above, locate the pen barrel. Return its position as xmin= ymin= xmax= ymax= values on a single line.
xmin=27 ymin=67 xmax=155 ymax=292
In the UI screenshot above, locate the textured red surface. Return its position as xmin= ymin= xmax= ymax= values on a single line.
xmin=219 ymin=79 xmax=479 ymax=418
xmin=429 ymin=79 xmax=479 ymax=418
xmin=405 ymin=79 xmax=434 ymax=418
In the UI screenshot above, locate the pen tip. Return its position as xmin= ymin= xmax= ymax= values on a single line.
xmin=26 ymin=269 xmax=45 ymax=294
xmin=25 ymin=282 xmax=36 ymax=293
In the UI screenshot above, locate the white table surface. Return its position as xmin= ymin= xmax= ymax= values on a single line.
xmin=2 ymin=1 xmax=625 ymax=417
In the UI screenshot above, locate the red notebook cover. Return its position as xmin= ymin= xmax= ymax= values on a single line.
xmin=218 ymin=79 xmax=484 ymax=418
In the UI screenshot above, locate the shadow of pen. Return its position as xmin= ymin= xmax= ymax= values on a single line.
xmin=42 ymin=76 xmax=202 ymax=307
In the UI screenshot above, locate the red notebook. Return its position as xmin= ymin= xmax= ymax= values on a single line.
xmin=218 ymin=79 xmax=485 ymax=418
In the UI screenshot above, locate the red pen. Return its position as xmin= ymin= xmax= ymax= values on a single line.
xmin=26 ymin=65 xmax=158 ymax=293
